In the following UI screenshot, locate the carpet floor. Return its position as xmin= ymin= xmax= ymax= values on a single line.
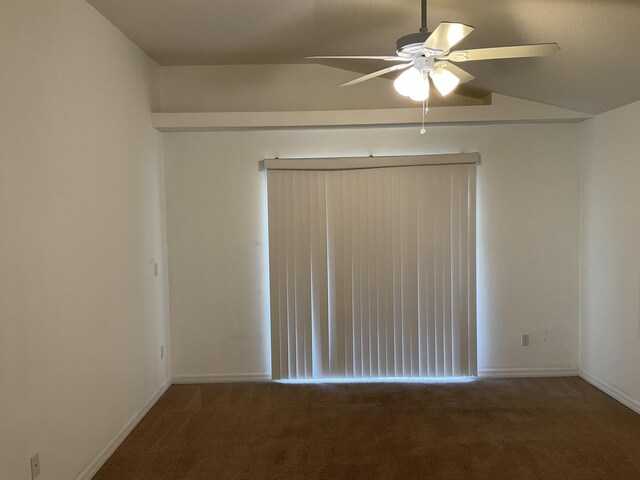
xmin=94 ymin=377 xmax=640 ymax=479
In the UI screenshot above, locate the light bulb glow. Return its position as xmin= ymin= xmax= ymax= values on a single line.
xmin=394 ymin=68 xmax=430 ymax=102
xmin=408 ymin=78 xmax=430 ymax=101
xmin=430 ymin=67 xmax=461 ymax=97
xmin=394 ymin=68 xmax=422 ymax=97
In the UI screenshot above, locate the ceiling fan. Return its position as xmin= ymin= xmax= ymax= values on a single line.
xmin=308 ymin=0 xmax=559 ymax=102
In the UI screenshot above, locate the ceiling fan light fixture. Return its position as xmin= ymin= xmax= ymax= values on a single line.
xmin=309 ymin=0 xmax=559 ymax=109
xmin=430 ymin=67 xmax=461 ymax=97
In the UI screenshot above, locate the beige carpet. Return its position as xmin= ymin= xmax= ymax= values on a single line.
xmin=94 ymin=377 xmax=640 ymax=479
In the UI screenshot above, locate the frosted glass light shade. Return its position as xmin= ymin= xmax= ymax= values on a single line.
xmin=409 ymin=78 xmax=430 ymax=101
xmin=394 ymin=68 xmax=422 ymax=97
xmin=430 ymin=67 xmax=461 ymax=97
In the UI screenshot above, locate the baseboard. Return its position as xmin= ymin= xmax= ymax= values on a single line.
xmin=172 ymin=373 xmax=272 ymax=384
xmin=74 ymin=379 xmax=171 ymax=480
xmin=579 ymin=369 xmax=640 ymax=415
xmin=478 ymin=367 xmax=579 ymax=378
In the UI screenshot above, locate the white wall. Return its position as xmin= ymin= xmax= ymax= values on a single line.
xmin=164 ymin=123 xmax=581 ymax=380
xmin=579 ymin=100 xmax=640 ymax=411
xmin=0 ymin=1 xmax=169 ymax=479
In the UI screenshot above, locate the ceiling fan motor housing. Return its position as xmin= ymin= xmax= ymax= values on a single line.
xmin=396 ymin=31 xmax=442 ymax=57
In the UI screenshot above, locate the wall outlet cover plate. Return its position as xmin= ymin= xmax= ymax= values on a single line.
xmin=31 ymin=453 xmax=40 ymax=479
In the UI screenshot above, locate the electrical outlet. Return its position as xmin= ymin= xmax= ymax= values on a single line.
xmin=31 ymin=453 xmax=40 ymax=479
xmin=521 ymin=334 xmax=530 ymax=347
xmin=160 ymin=345 xmax=165 ymax=360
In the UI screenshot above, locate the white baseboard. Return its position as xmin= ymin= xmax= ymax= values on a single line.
xmin=172 ymin=373 xmax=272 ymax=384
xmin=478 ymin=367 xmax=579 ymax=378
xmin=74 ymin=379 xmax=171 ymax=480
xmin=579 ymin=369 xmax=640 ymax=415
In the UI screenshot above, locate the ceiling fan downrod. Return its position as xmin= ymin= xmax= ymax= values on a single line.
xmin=420 ymin=0 xmax=428 ymax=33
xmin=396 ymin=0 xmax=433 ymax=54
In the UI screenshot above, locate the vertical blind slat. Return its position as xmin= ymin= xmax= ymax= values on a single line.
xmin=468 ymin=168 xmax=478 ymax=375
xmin=459 ymin=168 xmax=469 ymax=375
xmin=267 ymin=171 xmax=280 ymax=380
xmin=443 ymin=170 xmax=452 ymax=377
xmin=317 ymin=174 xmax=330 ymax=377
xmin=425 ymin=170 xmax=436 ymax=377
xmin=391 ymin=170 xmax=402 ymax=376
xmin=384 ymin=172 xmax=394 ymax=377
xmin=351 ymin=171 xmax=361 ymax=377
xmin=434 ymin=169 xmax=444 ymax=377
xmin=450 ymin=168 xmax=461 ymax=377
xmin=365 ymin=170 xmax=378 ymax=377
xmin=326 ymin=174 xmax=338 ymax=375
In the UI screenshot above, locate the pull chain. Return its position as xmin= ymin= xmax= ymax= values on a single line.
xmin=420 ymin=99 xmax=429 ymax=134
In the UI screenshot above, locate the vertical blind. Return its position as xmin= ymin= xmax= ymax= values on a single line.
xmin=267 ymin=161 xmax=476 ymax=379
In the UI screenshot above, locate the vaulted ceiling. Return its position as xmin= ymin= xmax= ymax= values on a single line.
xmin=87 ymin=0 xmax=640 ymax=114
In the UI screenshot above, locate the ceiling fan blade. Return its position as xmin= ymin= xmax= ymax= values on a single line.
xmin=447 ymin=43 xmax=560 ymax=62
xmin=434 ymin=62 xmax=475 ymax=84
xmin=424 ymin=22 xmax=475 ymax=53
xmin=340 ymin=62 xmax=413 ymax=87
xmin=307 ymin=55 xmax=409 ymax=62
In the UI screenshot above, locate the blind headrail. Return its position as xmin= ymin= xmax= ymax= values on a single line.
xmin=261 ymin=153 xmax=480 ymax=171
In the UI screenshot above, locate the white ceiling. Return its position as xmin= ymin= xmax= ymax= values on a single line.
xmin=87 ymin=0 xmax=640 ymax=114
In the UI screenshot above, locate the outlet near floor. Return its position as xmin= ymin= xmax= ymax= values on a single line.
xmin=31 ymin=453 xmax=40 ymax=479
